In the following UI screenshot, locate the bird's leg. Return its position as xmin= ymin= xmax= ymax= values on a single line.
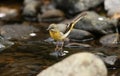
xmin=58 ymin=41 xmax=65 ymax=56
xmin=57 ymin=41 xmax=69 ymax=56
xmin=54 ymin=41 xmax=65 ymax=56
xmin=58 ymin=41 xmax=64 ymax=50
xmin=50 ymin=41 xmax=68 ymax=57
xmin=54 ymin=41 xmax=59 ymax=52
xmin=49 ymin=41 xmax=60 ymax=57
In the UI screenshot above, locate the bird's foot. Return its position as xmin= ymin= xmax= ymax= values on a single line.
xmin=49 ymin=50 xmax=69 ymax=57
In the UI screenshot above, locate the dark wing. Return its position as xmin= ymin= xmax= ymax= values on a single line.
xmin=63 ymin=12 xmax=87 ymax=34
xmin=64 ymin=23 xmax=73 ymax=34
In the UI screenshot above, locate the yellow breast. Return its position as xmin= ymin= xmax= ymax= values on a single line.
xmin=49 ymin=30 xmax=63 ymax=41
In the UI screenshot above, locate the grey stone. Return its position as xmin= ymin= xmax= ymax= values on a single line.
xmin=74 ymin=11 xmax=117 ymax=34
xmin=96 ymin=52 xmax=118 ymax=65
xmin=37 ymin=52 xmax=107 ymax=76
xmin=0 ymin=24 xmax=39 ymax=40
xmin=52 ymin=0 xmax=104 ymax=14
xmin=99 ymin=33 xmax=119 ymax=46
xmin=68 ymin=29 xmax=94 ymax=41
xmin=23 ymin=0 xmax=40 ymax=16
xmin=104 ymin=0 xmax=120 ymax=16
xmin=65 ymin=43 xmax=91 ymax=48
xmin=38 ymin=9 xmax=65 ymax=22
xmin=0 ymin=36 xmax=14 ymax=52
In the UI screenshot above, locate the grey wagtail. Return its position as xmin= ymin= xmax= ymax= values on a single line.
xmin=47 ymin=12 xmax=87 ymax=56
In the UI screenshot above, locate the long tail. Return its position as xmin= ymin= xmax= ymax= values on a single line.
xmin=61 ymin=12 xmax=87 ymax=39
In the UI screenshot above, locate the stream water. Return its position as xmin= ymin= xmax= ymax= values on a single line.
xmin=0 ymin=1 xmax=120 ymax=76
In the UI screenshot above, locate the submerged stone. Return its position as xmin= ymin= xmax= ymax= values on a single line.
xmin=65 ymin=42 xmax=91 ymax=48
xmin=0 ymin=24 xmax=39 ymax=40
xmin=0 ymin=36 xmax=14 ymax=52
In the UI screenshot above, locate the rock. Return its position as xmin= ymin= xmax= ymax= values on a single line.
xmin=0 ymin=7 xmax=18 ymax=20
xmin=44 ymin=37 xmax=54 ymax=44
xmin=68 ymin=29 xmax=94 ymax=41
xmin=99 ymin=33 xmax=119 ymax=47
xmin=74 ymin=11 xmax=117 ymax=34
xmin=0 ymin=24 xmax=39 ymax=40
xmin=40 ymin=1 xmax=55 ymax=13
xmin=65 ymin=43 xmax=91 ymax=48
xmin=38 ymin=0 xmax=65 ymax=22
xmin=104 ymin=0 xmax=120 ymax=17
xmin=52 ymin=0 xmax=104 ymax=14
xmin=38 ymin=9 xmax=65 ymax=22
xmin=40 ymin=9 xmax=64 ymax=18
xmin=37 ymin=52 xmax=107 ymax=76
xmin=0 ymin=36 xmax=14 ymax=52
xmin=23 ymin=0 xmax=40 ymax=16
xmin=95 ymin=52 xmax=118 ymax=65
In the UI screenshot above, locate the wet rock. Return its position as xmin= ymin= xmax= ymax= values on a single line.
xmin=23 ymin=0 xmax=40 ymax=16
xmin=52 ymin=0 xmax=104 ymax=14
xmin=99 ymin=33 xmax=119 ymax=46
xmin=0 ymin=24 xmax=39 ymax=40
xmin=0 ymin=7 xmax=18 ymax=20
xmin=74 ymin=11 xmax=117 ymax=34
xmin=38 ymin=1 xmax=65 ymax=22
xmin=37 ymin=52 xmax=107 ymax=76
xmin=38 ymin=9 xmax=65 ymax=22
xmin=0 ymin=36 xmax=14 ymax=52
xmin=104 ymin=0 xmax=120 ymax=17
xmin=96 ymin=52 xmax=118 ymax=65
xmin=68 ymin=29 xmax=94 ymax=41
xmin=102 ymin=55 xmax=117 ymax=65
xmin=40 ymin=1 xmax=55 ymax=13
xmin=44 ymin=37 xmax=54 ymax=44
xmin=65 ymin=43 xmax=91 ymax=48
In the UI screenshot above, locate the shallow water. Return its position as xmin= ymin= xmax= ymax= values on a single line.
xmin=0 ymin=1 xmax=120 ymax=76
xmin=0 ymin=24 xmax=120 ymax=76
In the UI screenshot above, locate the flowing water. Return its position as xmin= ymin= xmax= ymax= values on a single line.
xmin=0 ymin=1 xmax=120 ymax=76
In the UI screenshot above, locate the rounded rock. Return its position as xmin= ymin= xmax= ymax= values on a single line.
xmin=37 ymin=52 xmax=107 ymax=76
xmin=68 ymin=29 xmax=94 ymax=41
xmin=74 ymin=11 xmax=117 ymax=35
xmin=52 ymin=0 xmax=104 ymax=14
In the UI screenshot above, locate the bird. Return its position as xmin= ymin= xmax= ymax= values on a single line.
xmin=47 ymin=12 xmax=87 ymax=56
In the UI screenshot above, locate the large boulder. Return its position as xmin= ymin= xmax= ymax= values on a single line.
xmin=37 ymin=52 xmax=107 ymax=76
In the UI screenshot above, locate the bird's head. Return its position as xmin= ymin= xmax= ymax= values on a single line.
xmin=47 ymin=23 xmax=58 ymax=31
